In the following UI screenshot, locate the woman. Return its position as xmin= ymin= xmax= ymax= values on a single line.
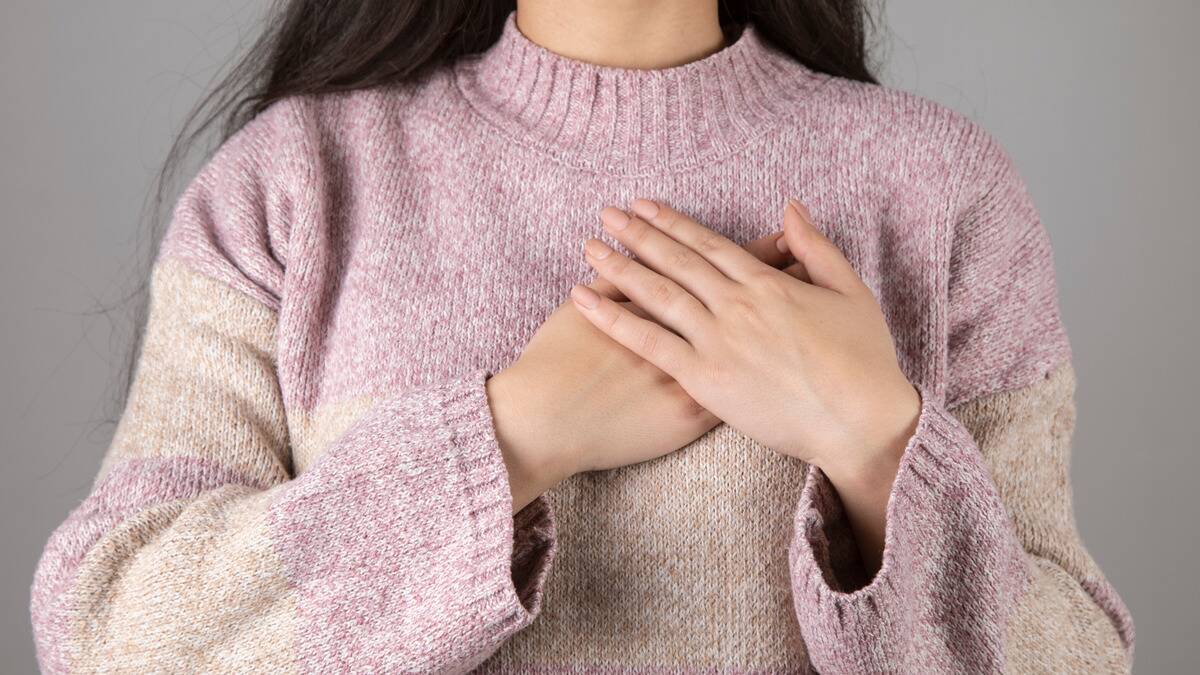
xmin=30 ymin=0 xmax=1134 ymax=672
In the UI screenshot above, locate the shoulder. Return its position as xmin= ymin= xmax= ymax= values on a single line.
xmin=162 ymin=69 xmax=448 ymax=243
xmin=158 ymin=70 xmax=458 ymax=301
xmin=202 ymin=95 xmax=313 ymax=189
xmin=789 ymin=72 xmax=1020 ymax=211
xmin=793 ymin=73 xmax=1041 ymax=252
xmin=810 ymin=73 xmax=1002 ymax=159
xmin=155 ymin=94 xmax=321 ymax=306
xmin=274 ymin=67 xmax=456 ymax=158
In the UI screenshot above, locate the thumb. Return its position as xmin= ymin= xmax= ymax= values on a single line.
xmin=780 ymin=199 xmax=864 ymax=294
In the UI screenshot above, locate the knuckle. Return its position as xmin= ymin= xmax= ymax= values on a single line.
xmin=627 ymin=220 xmax=653 ymax=245
xmin=752 ymin=270 xmax=790 ymax=295
xmin=604 ymin=306 xmax=623 ymax=331
xmin=819 ymin=241 xmax=846 ymax=264
xmin=696 ymin=232 xmax=727 ymax=255
xmin=647 ymin=280 xmax=675 ymax=306
xmin=727 ymin=295 xmax=762 ymax=322
xmin=666 ymin=248 xmax=695 ymax=271
xmin=636 ymin=327 xmax=660 ymax=356
xmin=609 ymin=254 xmax=632 ymax=275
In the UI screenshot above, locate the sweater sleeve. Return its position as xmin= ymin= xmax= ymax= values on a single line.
xmin=786 ymin=131 xmax=1134 ymax=673
xmin=29 ymin=99 xmax=556 ymax=674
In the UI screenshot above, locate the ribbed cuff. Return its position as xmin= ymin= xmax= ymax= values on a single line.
xmin=788 ymin=386 xmax=1031 ymax=673
xmin=441 ymin=369 xmax=559 ymax=633
xmin=269 ymin=369 xmax=557 ymax=671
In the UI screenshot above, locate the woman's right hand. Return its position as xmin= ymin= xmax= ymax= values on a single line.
xmin=487 ymin=229 xmax=792 ymax=511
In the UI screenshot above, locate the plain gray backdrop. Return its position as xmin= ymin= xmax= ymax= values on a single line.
xmin=3 ymin=1 xmax=1197 ymax=672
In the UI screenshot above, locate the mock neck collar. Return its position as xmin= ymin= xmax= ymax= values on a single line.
xmin=452 ymin=11 xmax=825 ymax=176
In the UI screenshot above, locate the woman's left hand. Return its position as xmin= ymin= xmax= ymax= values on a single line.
xmin=569 ymin=197 xmax=922 ymax=570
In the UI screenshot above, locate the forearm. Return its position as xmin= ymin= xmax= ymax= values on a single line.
xmin=819 ymin=385 xmax=920 ymax=576
xmin=32 ymin=373 xmax=558 ymax=673
xmin=32 ymin=261 xmax=558 ymax=672
xmin=821 ymin=450 xmax=902 ymax=577
xmin=788 ymin=367 xmax=1133 ymax=673
xmin=790 ymin=390 xmax=1037 ymax=672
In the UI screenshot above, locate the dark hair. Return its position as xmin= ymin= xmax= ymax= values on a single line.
xmin=116 ymin=0 xmax=880 ymax=407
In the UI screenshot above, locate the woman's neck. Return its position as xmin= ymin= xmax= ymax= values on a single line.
xmin=514 ymin=0 xmax=726 ymax=70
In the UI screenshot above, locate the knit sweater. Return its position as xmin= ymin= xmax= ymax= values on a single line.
xmin=31 ymin=10 xmax=1133 ymax=674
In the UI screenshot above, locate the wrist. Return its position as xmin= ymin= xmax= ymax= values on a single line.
xmin=822 ymin=381 xmax=921 ymax=493
xmin=485 ymin=368 xmax=576 ymax=510
xmin=820 ymin=383 xmax=918 ymax=574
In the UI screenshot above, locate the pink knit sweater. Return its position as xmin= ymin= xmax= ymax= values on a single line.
xmin=32 ymin=11 xmax=1133 ymax=673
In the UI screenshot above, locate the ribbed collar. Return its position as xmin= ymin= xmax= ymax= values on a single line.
xmin=453 ymin=10 xmax=825 ymax=176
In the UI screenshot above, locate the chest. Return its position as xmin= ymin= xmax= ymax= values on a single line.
xmin=275 ymin=147 xmax=952 ymax=425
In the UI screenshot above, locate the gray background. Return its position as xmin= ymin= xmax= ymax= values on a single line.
xmin=2 ymin=1 xmax=1196 ymax=672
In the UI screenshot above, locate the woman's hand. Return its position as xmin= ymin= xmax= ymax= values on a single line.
xmin=569 ymin=198 xmax=921 ymax=570
xmin=487 ymin=231 xmax=792 ymax=513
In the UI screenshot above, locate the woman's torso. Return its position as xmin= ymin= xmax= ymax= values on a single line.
xmin=268 ymin=55 xmax=971 ymax=669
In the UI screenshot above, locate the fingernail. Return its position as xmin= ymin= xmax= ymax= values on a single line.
xmin=600 ymin=207 xmax=631 ymax=230
xmin=776 ymin=233 xmax=789 ymax=253
xmin=584 ymin=238 xmax=612 ymax=259
xmin=570 ymin=284 xmax=601 ymax=309
xmin=630 ymin=198 xmax=659 ymax=220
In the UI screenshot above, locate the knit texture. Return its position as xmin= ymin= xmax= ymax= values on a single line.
xmin=31 ymin=10 xmax=1132 ymax=673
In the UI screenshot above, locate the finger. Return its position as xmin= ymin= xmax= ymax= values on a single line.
xmin=628 ymin=198 xmax=766 ymax=282
xmin=781 ymin=261 xmax=812 ymax=284
xmin=585 ymin=274 xmax=626 ymax=300
xmin=769 ymin=227 xmax=814 ymax=283
xmin=583 ymin=238 xmax=712 ymax=339
xmin=598 ymin=207 xmax=733 ymax=305
xmin=744 ymin=230 xmax=793 ymax=269
xmin=781 ymin=199 xmax=866 ymax=294
xmin=568 ymin=284 xmax=694 ymax=377
xmin=588 ymin=231 xmax=786 ymax=302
